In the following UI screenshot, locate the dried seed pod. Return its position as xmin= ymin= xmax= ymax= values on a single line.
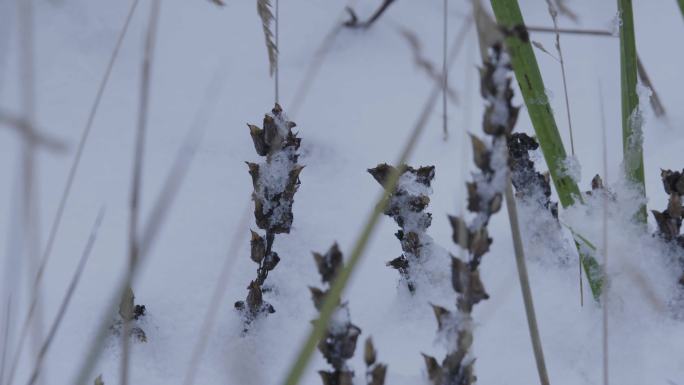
xmin=250 ymin=230 xmax=266 ymax=263
xmin=422 ymin=354 xmax=443 ymax=384
xmin=364 ymin=337 xmax=387 ymax=385
xmin=364 ymin=338 xmax=377 ymax=366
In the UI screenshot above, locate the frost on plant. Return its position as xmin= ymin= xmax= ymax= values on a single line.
xmin=423 ymin=42 xmax=517 ymax=385
xmin=235 ymin=103 xmax=303 ymax=324
xmin=368 ymin=163 xmax=435 ymax=292
xmin=652 ymin=169 xmax=684 ymax=285
xmin=310 ymin=244 xmax=386 ymax=385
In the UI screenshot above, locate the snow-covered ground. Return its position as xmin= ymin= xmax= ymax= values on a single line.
xmin=1 ymin=0 xmax=684 ymax=384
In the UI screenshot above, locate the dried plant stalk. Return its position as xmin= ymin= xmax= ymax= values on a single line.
xmin=368 ymin=164 xmax=435 ymax=292
xmin=235 ymin=103 xmax=303 ymax=324
xmin=424 ymin=42 xmax=515 ymax=385
xmin=310 ymin=244 xmax=386 ymax=385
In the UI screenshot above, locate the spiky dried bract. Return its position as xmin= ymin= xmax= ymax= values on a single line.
xmin=364 ymin=338 xmax=387 ymax=385
xmin=236 ymin=104 xmax=302 ymax=324
xmin=508 ymin=133 xmax=558 ymax=218
xmin=426 ymin=43 xmax=516 ymax=385
xmin=652 ymin=169 xmax=684 ymax=284
xmin=368 ymin=164 xmax=435 ymax=292
xmin=314 ymin=243 xmax=343 ymax=284
xmin=257 ymin=0 xmax=278 ymax=76
xmin=311 ymin=244 xmax=371 ymax=385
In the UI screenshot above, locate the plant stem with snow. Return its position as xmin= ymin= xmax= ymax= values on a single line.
xmin=235 ymin=103 xmax=303 ymax=325
xmin=423 ymin=42 xmax=515 ymax=385
xmin=368 ymin=164 xmax=435 ymax=292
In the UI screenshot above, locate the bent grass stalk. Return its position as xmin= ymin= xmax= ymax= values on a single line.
xmin=489 ymin=0 xmax=603 ymax=301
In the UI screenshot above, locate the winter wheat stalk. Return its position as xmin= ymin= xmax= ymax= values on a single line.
xmin=235 ymin=103 xmax=303 ymax=324
xmin=368 ymin=164 xmax=435 ymax=292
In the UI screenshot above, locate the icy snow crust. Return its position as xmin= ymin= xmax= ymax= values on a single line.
xmin=1 ymin=1 xmax=684 ymax=385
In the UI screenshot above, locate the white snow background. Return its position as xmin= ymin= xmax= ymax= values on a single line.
xmin=1 ymin=0 xmax=684 ymax=384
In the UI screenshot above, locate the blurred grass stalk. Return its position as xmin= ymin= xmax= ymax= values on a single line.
xmin=617 ymin=0 xmax=647 ymax=223
xmin=488 ymin=0 xmax=603 ymax=300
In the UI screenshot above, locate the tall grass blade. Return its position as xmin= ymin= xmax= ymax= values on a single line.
xmin=617 ymin=0 xmax=647 ymax=223
xmin=488 ymin=0 xmax=603 ymax=300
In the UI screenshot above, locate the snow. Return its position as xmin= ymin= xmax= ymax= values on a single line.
xmin=561 ymin=154 xmax=582 ymax=183
xmin=1 ymin=1 xmax=684 ymax=385
xmin=255 ymin=146 xmax=297 ymax=224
